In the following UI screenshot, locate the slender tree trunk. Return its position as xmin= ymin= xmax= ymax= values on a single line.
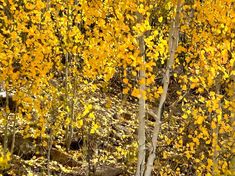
xmin=66 ymin=77 xmax=76 ymax=152
xmin=212 ymin=78 xmax=222 ymax=175
xmin=10 ymin=112 xmax=17 ymax=154
xmin=65 ymin=52 xmax=71 ymax=152
xmin=47 ymin=128 xmax=53 ymax=176
xmin=47 ymin=105 xmax=55 ymax=176
xmin=64 ymin=0 xmax=73 ymax=152
xmin=135 ymin=11 xmax=146 ymax=176
xmin=144 ymin=1 xmax=181 ymax=175
xmin=3 ymin=87 xmax=10 ymax=158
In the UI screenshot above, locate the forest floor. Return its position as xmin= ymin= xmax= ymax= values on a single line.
xmin=0 ymin=83 xmax=194 ymax=176
xmin=0 ymin=87 xmax=140 ymax=176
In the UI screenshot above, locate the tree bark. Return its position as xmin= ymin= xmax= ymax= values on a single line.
xmin=144 ymin=1 xmax=181 ymax=175
xmin=10 ymin=112 xmax=17 ymax=154
xmin=64 ymin=52 xmax=71 ymax=152
xmin=135 ymin=10 xmax=146 ymax=176
xmin=3 ymin=87 xmax=10 ymax=158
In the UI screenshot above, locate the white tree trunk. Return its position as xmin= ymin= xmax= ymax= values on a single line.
xmin=136 ymin=11 xmax=146 ymax=176
xmin=144 ymin=1 xmax=181 ymax=175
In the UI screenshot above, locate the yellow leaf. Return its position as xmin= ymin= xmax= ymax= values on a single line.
xmin=185 ymin=151 xmax=191 ymax=159
xmin=123 ymin=78 xmax=128 ymax=84
xmin=89 ymin=112 xmax=95 ymax=119
xmin=132 ymin=71 xmax=137 ymax=76
xmin=195 ymin=115 xmax=204 ymax=125
xmin=199 ymin=97 xmax=205 ymax=102
xmin=131 ymin=88 xmax=140 ymax=98
xmin=123 ymin=88 xmax=129 ymax=94
xmin=182 ymin=85 xmax=187 ymax=91
xmin=139 ymin=78 xmax=145 ymax=85
xmin=177 ymin=46 xmax=187 ymax=52
xmin=207 ymin=159 xmax=213 ymax=168
xmin=82 ymin=104 xmax=92 ymax=117
xmin=157 ymin=86 xmax=163 ymax=94
xmin=182 ymin=114 xmax=188 ymax=119
xmin=158 ymin=16 xmax=163 ymax=23
xmin=192 ymin=137 xmax=200 ymax=145
xmin=177 ymin=91 xmax=181 ymax=95
xmin=197 ymin=87 xmax=204 ymax=93
xmin=217 ymin=113 xmax=222 ymax=123
xmin=154 ymin=92 xmax=160 ymax=99
xmin=211 ymin=121 xmax=217 ymax=129
xmin=77 ymin=119 xmax=83 ymax=128
xmin=146 ymin=75 xmax=155 ymax=85
xmin=90 ymin=123 xmax=99 ymax=134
